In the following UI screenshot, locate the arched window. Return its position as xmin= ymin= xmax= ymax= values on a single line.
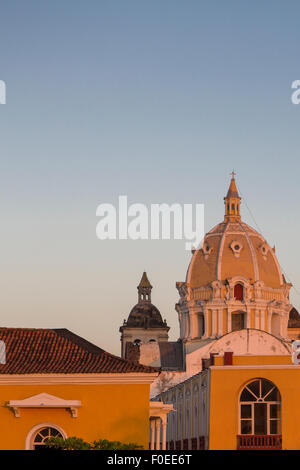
xmin=234 ymin=283 xmax=244 ymax=301
xmin=32 ymin=426 xmax=64 ymax=450
xmin=239 ymin=379 xmax=281 ymax=435
xmin=133 ymin=339 xmax=141 ymax=345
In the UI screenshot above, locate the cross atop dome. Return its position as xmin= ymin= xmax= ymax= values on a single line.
xmin=224 ymin=172 xmax=241 ymax=221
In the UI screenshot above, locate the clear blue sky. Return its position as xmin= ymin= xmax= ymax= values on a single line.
xmin=0 ymin=1 xmax=300 ymax=354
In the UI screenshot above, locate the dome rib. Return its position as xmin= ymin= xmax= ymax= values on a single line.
xmin=237 ymin=221 xmax=259 ymax=281
xmin=216 ymin=221 xmax=229 ymax=280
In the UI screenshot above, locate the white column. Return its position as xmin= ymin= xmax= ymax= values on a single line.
xmin=189 ymin=311 xmax=198 ymax=339
xmin=203 ymin=310 xmax=208 ymax=338
xmin=227 ymin=309 xmax=232 ymax=332
xmin=161 ymin=416 xmax=167 ymax=450
xmin=218 ymin=309 xmax=223 ymax=336
xmin=254 ymin=309 xmax=259 ymax=329
xmin=150 ymin=419 xmax=155 ymax=450
xmin=267 ymin=310 xmax=272 ymax=333
xmin=246 ymin=307 xmax=251 ymax=328
xmin=155 ymin=418 xmax=161 ymax=450
xmin=211 ymin=309 xmax=217 ymax=336
xmin=279 ymin=313 xmax=284 ymax=337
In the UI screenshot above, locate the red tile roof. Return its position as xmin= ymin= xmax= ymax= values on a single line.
xmin=0 ymin=328 xmax=159 ymax=374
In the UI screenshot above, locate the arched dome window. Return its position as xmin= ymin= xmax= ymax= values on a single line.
xmin=239 ymin=379 xmax=281 ymax=436
xmin=234 ymin=283 xmax=244 ymax=301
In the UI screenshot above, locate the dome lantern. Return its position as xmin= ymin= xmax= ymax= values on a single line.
xmin=224 ymin=171 xmax=241 ymax=222
xmin=138 ymin=272 xmax=152 ymax=303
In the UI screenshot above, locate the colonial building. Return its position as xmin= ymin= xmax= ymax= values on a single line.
xmin=155 ymin=351 xmax=300 ymax=450
xmin=0 ymin=327 xmax=164 ymax=450
xmin=122 ymin=174 xmax=300 ymax=397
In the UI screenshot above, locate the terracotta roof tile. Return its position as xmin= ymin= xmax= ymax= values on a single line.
xmin=0 ymin=328 xmax=159 ymax=374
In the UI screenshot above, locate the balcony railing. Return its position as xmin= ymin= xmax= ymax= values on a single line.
xmin=237 ymin=435 xmax=282 ymax=450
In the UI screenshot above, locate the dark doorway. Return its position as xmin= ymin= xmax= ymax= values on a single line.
xmin=232 ymin=312 xmax=245 ymax=331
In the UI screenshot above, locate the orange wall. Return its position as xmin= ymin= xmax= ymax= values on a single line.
xmin=0 ymin=383 xmax=150 ymax=450
xmin=214 ymin=355 xmax=292 ymax=366
xmin=209 ymin=366 xmax=300 ymax=450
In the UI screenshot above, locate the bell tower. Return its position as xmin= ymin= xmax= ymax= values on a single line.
xmin=119 ymin=272 xmax=169 ymax=358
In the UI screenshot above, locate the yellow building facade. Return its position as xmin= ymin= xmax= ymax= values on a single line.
xmin=0 ymin=327 xmax=159 ymax=450
xmin=157 ymin=352 xmax=300 ymax=450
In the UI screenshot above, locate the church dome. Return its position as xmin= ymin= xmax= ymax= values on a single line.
xmin=123 ymin=272 xmax=168 ymax=329
xmin=127 ymin=302 xmax=165 ymax=328
xmin=186 ymin=174 xmax=284 ymax=290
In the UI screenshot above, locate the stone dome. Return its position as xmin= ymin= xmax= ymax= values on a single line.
xmin=186 ymin=175 xmax=284 ymax=290
xmin=126 ymin=302 xmax=166 ymax=329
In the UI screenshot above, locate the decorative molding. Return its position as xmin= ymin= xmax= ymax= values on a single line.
xmin=230 ymin=240 xmax=243 ymax=258
xmin=202 ymin=242 xmax=213 ymax=260
xmin=210 ymin=364 xmax=297 ymax=370
xmin=8 ymin=393 xmax=81 ymax=418
xmin=0 ymin=372 xmax=159 ymax=385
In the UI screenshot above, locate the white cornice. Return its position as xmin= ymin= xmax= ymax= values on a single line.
xmin=0 ymin=372 xmax=159 ymax=385
xmin=210 ymin=364 xmax=297 ymax=370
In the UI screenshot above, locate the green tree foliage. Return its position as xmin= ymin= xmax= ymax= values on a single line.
xmin=46 ymin=436 xmax=143 ymax=450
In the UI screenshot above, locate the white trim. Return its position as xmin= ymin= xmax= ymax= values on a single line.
xmin=149 ymin=401 xmax=174 ymax=417
xmin=238 ymin=222 xmax=259 ymax=281
xmin=211 ymin=364 xmax=297 ymax=370
xmin=238 ymin=379 xmax=281 ymax=435
xmin=25 ymin=422 xmax=67 ymax=450
xmin=216 ymin=222 xmax=229 ymax=280
xmin=8 ymin=393 xmax=81 ymax=418
xmin=0 ymin=372 xmax=158 ymax=385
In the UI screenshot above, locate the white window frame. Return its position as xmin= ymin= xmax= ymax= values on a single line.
xmin=25 ymin=423 xmax=67 ymax=450
xmin=239 ymin=379 xmax=281 ymax=435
